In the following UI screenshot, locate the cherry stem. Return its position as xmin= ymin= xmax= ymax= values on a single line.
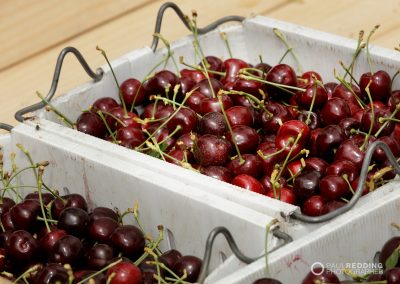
xmin=96 ymin=46 xmax=128 ymax=116
xmin=306 ymin=83 xmax=318 ymax=124
xmin=221 ymin=89 xmax=272 ymax=116
xmin=36 ymin=165 xmax=51 ymax=232
xmin=346 ymin=30 xmax=365 ymax=82
xmin=342 ymin=174 xmax=355 ymax=195
xmin=334 ymin=72 xmax=366 ymax=109
xmin=220 ymin=32 xmax=233 ymax=58
xmin=339 ymin=61 xmax=360 ymax=88
xmin=240 ymin=70 xmax=306 ymax=92
xmin=360 ymin=80 xmax=373 ymax=151
xmin=96 ymin=111 xmax=117 ymax=143
xmin=375 ymin=104 xmax=400 ymax=137
xmin=134 ymin=225 xmax=164 ymax=266
xmin=350 ymin=128 xmax=368 ymax=136
xmin=273 ymin=28 xmax=303 ymax=74
xmin=366 ymin=25 xmax=380 ymax=74
xmin=37 ymin=91 xmax=75 ymax=128
xmin=218 ymin=91 xmax=244 ymax=164
xmin=153 ymin=33 xmax=180 ymax=75
xmin=257 ymin=144 xmax=287 ymax=161
xmin=179 ymin=57 xmax=225 ymax=76
xmin=76 ymin=258 xmax=123 ymax=284
xmin=264 ymin=219 xmax=278 ymax=278
xmin=13 ymin=264 xmax=42 ymax=284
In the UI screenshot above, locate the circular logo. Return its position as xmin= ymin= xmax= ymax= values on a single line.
xmin=310 ymin=262 xmax=325 ymax=276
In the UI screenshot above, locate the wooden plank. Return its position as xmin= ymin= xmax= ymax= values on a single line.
xmin=0 ymin=0 xmax=288 ymax=126
xmin=0 ymin=0 xmax=151 ymax=71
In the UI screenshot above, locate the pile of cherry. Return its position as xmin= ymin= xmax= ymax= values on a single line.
xmin=74 ymin=50 xmax=400 ymax=218
xmin=0 ymin=167 xmax=202 ymax=283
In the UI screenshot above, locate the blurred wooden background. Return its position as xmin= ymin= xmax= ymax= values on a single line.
xmin=1 ymin=0 xmax=400 ymax=126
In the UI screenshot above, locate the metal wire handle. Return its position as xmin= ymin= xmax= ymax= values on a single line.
xmin=197 ymin=226 xmax=293 ymax=283
xmin=150 ymin=2 xmax=245 ymax=52
xmin=290 ymin=140 xmax=400 ymax=223
xmin=14 ymin=47 xmax=103 ymax=122
xmin=0 ymin=123 xmax=13 ymax=132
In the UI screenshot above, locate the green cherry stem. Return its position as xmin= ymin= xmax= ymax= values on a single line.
xmin=220 ymin=32 xmax=233 ymax=58
xmin=273 ymin=28 xmax=303 ymax=74
xmin=37 ymin=165 xmax=51 ymax=232
xmin=360 ymin=80 xmax=373 ymax=151
xmin=179 ymin=57 xmax=225 ymax=76
xmin=365 ymin=25 xmax=380 ymax=74
xmin=37 ymin=92 xmax=74 ymax=128
xmin=375 ymin=103 xmax=400 ymax=137
xmin=76 ymin=259 xmax=123 ymax=284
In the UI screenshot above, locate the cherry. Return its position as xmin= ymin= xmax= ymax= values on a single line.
xmin=334 ymin=136 xmax=368 ymax=168
xmin=225 ymin=125 xmax=260 ymax=154
xmin=252 ymin=278 xmax=282 ymax=284
xmin=106 ymin=261 xmax=142 ymax=284
xmin=257 ymin=145 xmax=284 ymax=176
xmin=265 ymin=64 xmax=298 ymax=98
xmin=116 ymin=126 xmax=145 ymax=144
xmin=302 ymin=267 xmax=339 ymax=284
xmin=166 ymin=107 xmax=198 ymax=136
xmin=10 ymin=198 xmax=40 ymax=230
xmin=166 ymin=148 xmax=194 ymax=166
xmin=110 ymin=225 xmax=145 ymax=260
xmin=360 ymin=107 xmax=394 ymax=137
xmin=203 ymin=56 xmax=224 ymax=75
xmin=50 ymin=234 xmax=83 ymax=266
xmin=226 ymin=105 xmax=253 ymax=127
xmin=388 ymin=90 xmax=400 ymax=118
xmin=297 ymin=111 xmax=320 ymax=130
xmin=0 ymin=231 xmax=12 ymax=248
xmin=255 ymin=62 xmax=272 ymax=74
xmin=0 ymin=211 xmax=15 ymax=231
xmin=0 ymin=248 xmax=5 ymax=271
xmin=57 ymin=207 xmax=90 ymax=238
xmin=159 ymin=249 xmax=182 ymax=270
xmin=144 ymin=70 xmax=178 ymax=98
xmin=319 ymin=175 xmax=349 ymax=200
xmin=232 ymin=78 xmax=263 ymax=98
xmin=320 ymin=97 xmax=351 ymax=126
xmin=324 ymin=82 xmax=338 ymax=99
xmin=266 ymin=187 xmax=296 ymax=205
xmin=293 ymin=170 xmax=322 ymax=201
xmin=35 ymin=263 xmax=69 ymax=284
xmin=76 ymin=112 xmax=107 ymax=138
xmin=90 ymin=207 xmax=119 ymax=222
xmin=275 ymin=120 xmax=311 ymax=158
xmin=200 ymin=166 xmax=233 ymax=183
xmin=381 ymin=267 xmax=400 ymax=284
xmin=39 ymin=228 xmax=68 ymax=256
xmin=296 ymin=84 xmax=328 ymax=109
xmin=65 ymin=193 xmax=89 ymax=211
xmin=198 ymin=112 xmax=227 ymax=137
xmin=298 ymin=71 xmax=323 ymax=88
xmin=0 ymin=197 xmax=16 ymax=216
xmin=179 ymin=76 xmax=196 ymax=99
xmin=302 ymin=195 xmax=326 ymax=216
xmin=175 ymin=132 xmax=197 ymax=151
xmin=185 ymin=91 xmax=207 ymax=113
xmin=139 ymin=256 xmax=164 ymax=284
xmin=24 ymin=192 xmax=54 ymax=205
xmin=332 ymin=83 xmax=363 ymax=106
xmin=87 ymin=217 xmax=119 ymax=244
xmin=227 ymin=154 xmax=263 ymax=178
xmin=221 ymin=58 xmax=249 ymax=84
xmin=338 ymin=117 xmax=360 ymax=137
xmin=321 ymin=200 xmax=346 ymax=214
xmin=325 ymin=160 xmax=359 ymax=182
xmin=85 ymin=243 xmax=115 ymax=270
xmin=91 ymin=97 xmax=119 ymax=114
xmin=359 ymin=70 xmax=392 ymax=103
xmin=315 ymin=125 xmax=346 ymax=162
xmin=259 ymin=175 xmax=286 ymax=193
xmin=231 ymin=174 xmax=266 ymax=195
xmin=373 ymin=136 xmax=400 ymax=163
xmin=261 ymin=102 xmax=293 ymax=135
xmin=286 ymin=159 xmax=303 ymax=179
xmin=379 ymin=237 xmax=400 ymax=268
xmin=173 ymin=255 xmax=202 ymax=283
xmin=192 ymin=78 xmax=223 ymax=98
xmin=120 ymin=78 xmax=145 ymax=107
xmin=199 ymin=94 xmax=233 ymax=115
xmin=304 ymin=157 xmax=328 ymax=175
xmin=6 ymin=230 xmax=39 ymax=264
xmin=180 ymin=69 xmax=206 ymax=83
xmin=193 ymin=135 xmax=231 ymax=166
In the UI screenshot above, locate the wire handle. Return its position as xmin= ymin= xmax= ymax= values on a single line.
xmin=150 ymin=2 xmax=245 ymax=52
xmin=290 ymin=140 xmax=400 ymax=223
xmin=15 ymin=47 xmax=103 ymax=122
xmin=0 ymin=123 xmax=13 ymax=132
xmin=197 ymin=226 xmax=292 ymax=283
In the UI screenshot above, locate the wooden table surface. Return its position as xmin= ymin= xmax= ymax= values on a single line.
xmin=1 ymin=0 xmax=400 ymax=127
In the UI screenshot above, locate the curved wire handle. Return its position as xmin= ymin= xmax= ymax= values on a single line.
xmin=150 ymin=2 xmax=245 ymax=52
xmin=15 ymin=47 xmax=103 ymax=122
xmin=197 ymin=226 xmax=292 ymax=283
xmin=0 ymin=123 xmax=13 ymax=132
xmin=290 ymin=140 xmax=400 ymax=223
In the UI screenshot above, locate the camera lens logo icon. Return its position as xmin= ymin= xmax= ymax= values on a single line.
xmin=310 ymin=262 xmax=325 ymax=276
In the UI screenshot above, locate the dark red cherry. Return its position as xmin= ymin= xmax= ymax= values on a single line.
xmin=144 ymin=70 xmax=178 ymax=98
xmin=265 ymin=64 xmax=297 ymax=98
xmin=275 ymin=120 xmax=310 ymax=158
xmin=76 ymin=112 xmax=107 ymax=138
xmin=261 ymin=102 xmax=293 ymax=135
xmin=226 ymin=106 xmax=253 ymax=127
xmin=296 ymin=84 xmax=327 ymax=109
xmin=334 ymin=136 xmax=367 ymax=168
xmin=221 ymin=58 xmax=249 ymax=84
xmin=325 ymin=160 xmax=359 ymax=182
xmin=90 ymin=207 xmax=119 ymax=222
xmin=227 ymin=154 xmax=263 ymax=178
xmin=324 ymin=82 xmax=338 ymax=99
xmin=259 ymin=175 xmax=286 ymax=193
xmin=203 ymin=56 xmax=224 ymax=75
xmin=116 ymin=126 xmax=145 ymax=144
xmin=200 ymin=166 xmax=233 ymax=183
xmin=304 ymin=157 xmax=328 ymax=175
xmin=57 ymin=207 xmax=90 ymax=238
xmin=166 ymin=107 xmax=198 ymax=136
xmin=173 ymin=255 xmax=202 ymax=283
xmin=87 ymin=217 xmax=119 ymax=244
xmin=298 ymin=71 xmax=323 ymax=88
xmin=332 ymin=83 xmax=363 ymax=106
xmin=139 ymin=256 xmax=164 ymax=284
xmin=192 ymin=78 xmax=223 ymax=98
xmin=361 ymin=107 xmax=394 ymax=137
xmin=319 ymin=175 xmax=349 ymax=200
xmin=199 ymin=94 xmax=233 ymax=115
xmin=338 ymin=117 xmax=360 ymax=137
xmin=321 ymin=200 xmax=346 ymax=214
xmin=65 ymin=193 xmax=89 ymax=211
xmin=24 ymin=192 xmax=54 ymax=205
xmin=302 ymin=267 xmax=339 ymax=283
xmin=320 ymin=97 xmax=351 ymax=126
xmin=106 ymin=261 xmax=142 ymax=284
xmin=388 ymin=90 xmax=400 ymax=118
xmin=297 ymin=111 xmax=320 ymax=130
xmin=293 ymin=170 xmax=322 ymax=201
xmin=381 ymin=267 xmax=400 ymax=284
xmin=180 ymin=69 xmax=206 ymax=83
xmin=302 ymin=195 xmax=326 ymax=217
xmin=39 ymin=228 xmax=68 ymax=256
xmin=225 ymin=125 xmax=260 ymax=154
xmin=175 ymin=132 xmax=197 ymax=151
xmin=379 ymin=237 xmax=400 ymax=268
xmin=193 ymin=135 xmax=231 ymax=166
xmin=110 ymin=225 xmax=145 ymax=260
xmin=315 ymin=125 xmax=346 ymax=162
xmin=35 ymin=263 xmax=69 ymax=284
xmin=359 ymin=70 xmax=392 ymax=103
xmin=232 ymin=78 xmax=263 ymax=98
xmin=257 ymin=145 xmax=284 ymax=176
xmin=231 ymin=174 xmax=266 ymax=195
xmin=253 ymin=278 xmax=282 ymax=284
xmin=266 ymin=187 xmax=296 ymax=205
xmin=198 ymin=112 xmax=227 ymax=137
xmin=1 ymin=211 xmax=15 ymax=231
xmin=0 ymin=197 xmax=16 ymax=216
xmin=185 ymin=91 xmax=207 ymax=113
xmin=85 ymin=243 xmax=115 ymax=270
xmin=165 ymin=148 xmax=193 ymax=166
xmin=92 ymin=97 xmax=119 ymax=114
xmin=50 ymin=235 xmax=83 ymax=266
xmin=179 ymin=76 xmax=196 ymax=98
xmin=120 ymin=78 xmax=145 ymax=107
xmin=6 ymin=230 xmax=39 ymax=264
xmin=159 ymin=249 xmax=183 ymax=270
xmin=10 ymin=199 xmax=40 ymax=230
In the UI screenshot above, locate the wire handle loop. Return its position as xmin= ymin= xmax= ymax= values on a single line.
xmin=291 ymin=140 xmax=400 ymax=223
xmin=0 ymin=123 xmax=13 ymax=132
xmin=15 ymin=47 xmax=103 ymax=122
xmin=151 ymin=2 xmax=245 ymax=52
xmin=197 ymin=226 xmax=292 ymax=283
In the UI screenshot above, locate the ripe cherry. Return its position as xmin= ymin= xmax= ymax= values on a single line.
xmin=6 ymin=230 xmax=39 ymax=264
xmin=226 ymin=106 xmax=253 ymax=127
xmin=302 ymin=267 xmax=339 ymax=283
xmin=50 ymin=235 xmax=83 ymax=266
xmin=144 ymin=70 xmax=178 ymax=98
xmin=319 ymin=175 xmax=349 ymax=200
xmin=39 ymin=228 xmax=68 ymax=256
xmin=227 ymin=154 xmax=263 ymax=178
xmin=231 ymin=174 xmax=266 ymax=195
xmin=10 ymin=199 xmax=40 ymax=231
xmin=265 ymin=64 xmax=298 ymax=98
xmin=173 ymin=255 xmax=202 ymax=283
xmin=76 ymin=112 xmax=107 ymax=138
xmin=192 ymin=78 xmax=223 ymax=98
xmin=381 ymin=267 xmax=400 ymax=284
xmin=159 ymin=249 xmax=183 ymax=270
xmin=266 ymin=187 xmax=296 ymax=205
xmin=200 ymin=166 xmax=233 ymax=183
xmin=261 ymin=102 xmax=293 ymax=135
xmin=225 ymin=125 xmax=260 ymax=154
xmin=193 ymin=135 xmax=231 ymax=166
xmin=302 ymin=195 xmax=326 ymax=216
xmin=293 ymin=170 xmax=322 ymax=201
xmin=221 ymin=58 xmax=249 ymax=84
xmin=320 ymin=97 xmax=351 ymax=126
xmin=198 ymin=112 xmax=227 ymax=137
xmin=85 ymin=243 xmax=115 ymax=270
xmin=106 ymin=261 xmax=142 ymax=284
xmin=275 ymin=120 xmax=311 ymax=158
xmin=120 ymin=78 xmax=145 ymax=107
xmin=110 ymin=225 xmax=145 ymax=261
xmin=359 ymin=70 xmax=392 ymax=103
xmin=57 ymin=207 xmax=90 ymax=238
xmin=91 ymin=97 xmax=119 ymax=114
xmin=35 ymin=263 xmax=69 ymax=284
xmin=87 ymin=217 xmax=119 ymax=244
